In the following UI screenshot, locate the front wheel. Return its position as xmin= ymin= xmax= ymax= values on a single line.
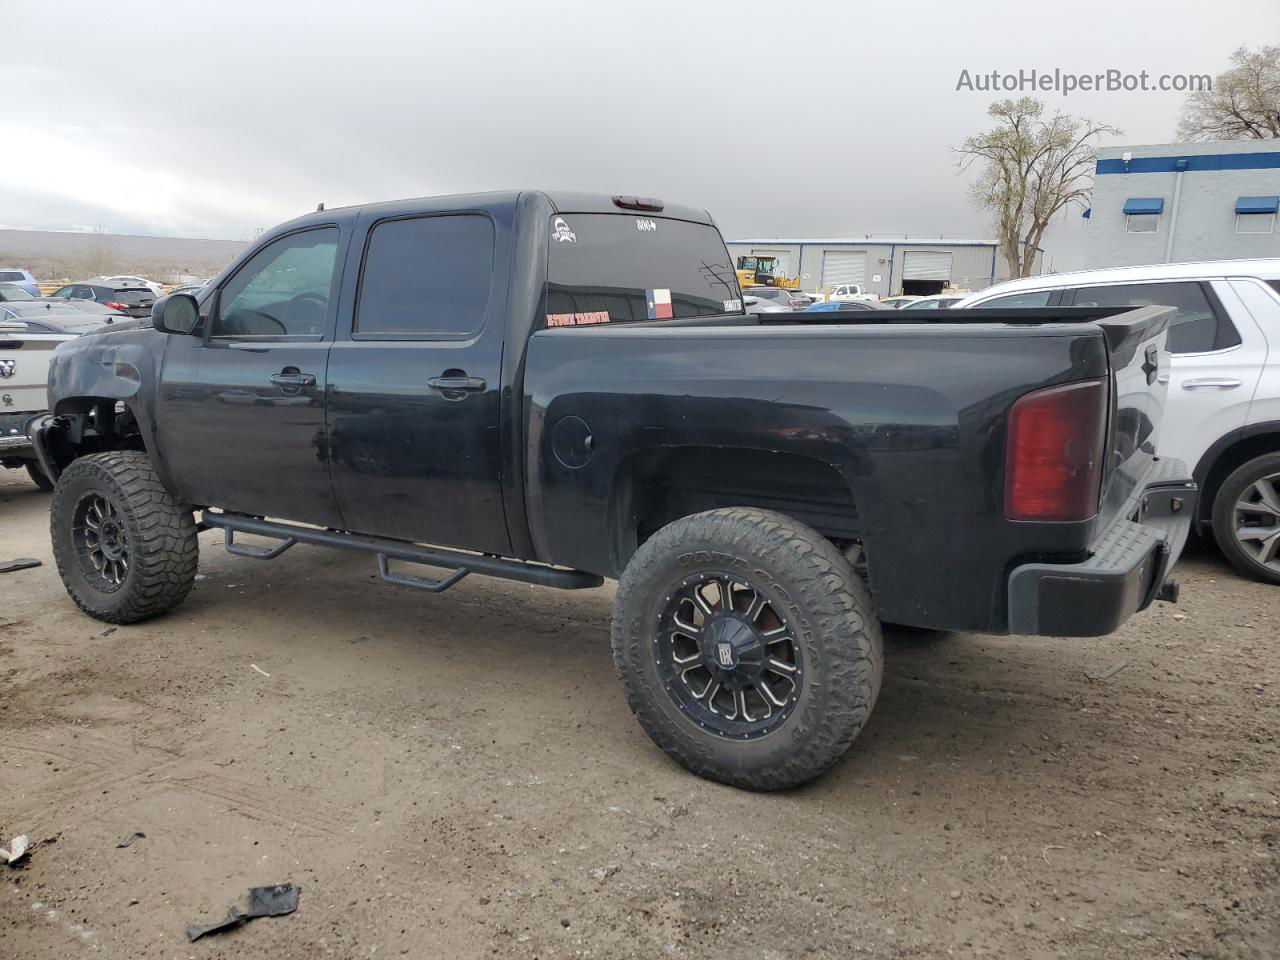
xmin=611 ymin=508 xmax=883 ymax=790
xmin=50 ymin=451 xmax=199 ymax=623
xmin=1212 ymin=453 xmax=1280 ymax=585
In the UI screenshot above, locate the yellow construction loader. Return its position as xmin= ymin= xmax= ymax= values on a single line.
xmin=735 ymin=255 xmax=800 ymax=289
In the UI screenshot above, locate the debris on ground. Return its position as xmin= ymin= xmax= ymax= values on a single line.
xmin=186 ymin=883 xmax=301 ymax=942
xmin=0 ymin=558 xmax=41 ymax=574
xmin=250 ymin=664 xmax=271 ymax=678
xmin=1085 ymin=660 xmax=1129 ymax=682
xmin=116 ymin=831 xmax=146 ymax=848
xmin=1 ymin=835 xmax=30 ymax=865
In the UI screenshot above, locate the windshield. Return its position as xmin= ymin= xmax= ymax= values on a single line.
xmin=545 ymin=214 xmax=740 ymax=326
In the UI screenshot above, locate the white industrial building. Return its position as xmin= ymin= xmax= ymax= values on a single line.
xmin=725 ymin=237 xmax=1039 ymax=298
xmin=1086 ymin=141 xmax=1280 ymax=267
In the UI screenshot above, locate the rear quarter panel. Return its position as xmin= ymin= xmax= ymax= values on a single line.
xmin=524 ymin=322 xmax=1111 ymax=633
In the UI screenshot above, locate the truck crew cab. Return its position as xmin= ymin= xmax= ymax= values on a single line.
xmin=31 ymin=191 xmax=1194 ymax=790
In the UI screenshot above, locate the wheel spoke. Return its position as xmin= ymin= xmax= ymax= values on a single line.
xmin=691 ymin=590 xmax=715 ymax=618
xmin=705 ymin=682 xmax=722 ymax=713
xmin=718 ymin=578 xmax=736 ymax=613
xmin=756 ymin=678 xmax=788 ymax=708
xmin=767 ymin=656 xmax=797 ymax=675
xmin=1257 ymin=532 xmax=1280 ymax=565
xmin=1250 ymin=477 xmax=1280 ymax=516
xmin=672 ymin=614 xmax=702 ymax=638
xmin=744 ymin=592 xmax=765 ymax=624
xmin=1237 ymin=524 xmax=1280 ymax=543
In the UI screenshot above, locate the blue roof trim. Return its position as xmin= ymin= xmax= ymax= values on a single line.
xmin=1236 ymin=195 xmax=1280 ymax=214
xmin=1098 ymin=151 xmax=1280 ymax=174
xmin=1123 ymin=197 xmax=1164 ymax=215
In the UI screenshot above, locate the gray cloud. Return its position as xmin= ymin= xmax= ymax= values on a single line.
xmin=5 ymin=0 xmax=1275 ymax=269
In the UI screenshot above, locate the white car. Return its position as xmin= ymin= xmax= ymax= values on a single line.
xmin=899 ymin=294 xmax=968 ymax=310
xmin=958 ymin=260 xmax=1280 ymax=584
xmin=95 ymin=275 xmax=165 ymax=297
xmin=0 ymin=312 xmax=113 ymax=489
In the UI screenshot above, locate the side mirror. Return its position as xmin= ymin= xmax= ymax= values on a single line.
xmin=152 ymin=293 xmax=201 ymax=335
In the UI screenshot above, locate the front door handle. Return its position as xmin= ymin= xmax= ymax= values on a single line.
xmin=427 ymin=375 xmax=486 ymax=393
xmin=1182 ymin=378 xmax=1243 ymax=391
xmin=270 ymin=369 xmax=316 ymax=387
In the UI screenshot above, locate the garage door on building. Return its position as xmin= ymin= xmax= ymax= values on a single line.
xmin=820 ymin=251 xmax=866 ymax=288
xmin=751 ymin=249 xmax=792 ymax=274
xmin=901 ymin=251 xmax=953 ymax=282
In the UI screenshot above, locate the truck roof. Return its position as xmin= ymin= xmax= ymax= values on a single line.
xmin=278 ymin=191 xmax=716 ymax=230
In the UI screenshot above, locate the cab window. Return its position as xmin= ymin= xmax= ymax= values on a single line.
xmin=978 ymin=290 xmax=1053 ymax=308
xmin=213 ymin=228 xmax=339 ymax=338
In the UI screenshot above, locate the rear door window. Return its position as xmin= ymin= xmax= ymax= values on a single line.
xmin=545 ymin=214 xmax=740 ymax=326
xmin=978 ymin=290 xmax=1054 ymax=308
xmin=354 ymin=214 xmax=494 ymax=338
xmin=1067 ymin=281 xmax=1240 ymax=354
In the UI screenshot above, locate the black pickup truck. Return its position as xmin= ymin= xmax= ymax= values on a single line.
xmin=30 ymin=191 xmax=1195 ymax=790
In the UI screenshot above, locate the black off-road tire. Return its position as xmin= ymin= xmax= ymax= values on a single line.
xmin=50 ymin=452 xmax=199 ymax=623
xmin=26 ymin=462 xmax=54 ymax=491
xmin=611 ymin=507 xmax=883 ymax=790
xmin=1211 ymin=452 xmax=1280 ymax=586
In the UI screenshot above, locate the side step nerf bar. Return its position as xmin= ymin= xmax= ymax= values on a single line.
xmin=200 ymin=511 xmax=603 ymax=592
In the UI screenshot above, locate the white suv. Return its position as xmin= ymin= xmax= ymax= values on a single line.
xmin=958 ymin=259 xmax=1280 ymax=585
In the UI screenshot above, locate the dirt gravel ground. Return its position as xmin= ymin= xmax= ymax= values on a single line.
xmin=1 ymin=468 xmax=1277 ymax=960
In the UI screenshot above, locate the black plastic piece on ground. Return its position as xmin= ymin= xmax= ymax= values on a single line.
xmin=1155 ymin=578 xmax=1180 ymax=603
xmin=0 ymin=558 xmax=42 ymax=574
xmin=201 ymin=511 xmax=602 ymax=590
xmin=116 ymin=831 xmax=145 ymax=848
xmin=186 ymin=883 xmax=300 ymax=942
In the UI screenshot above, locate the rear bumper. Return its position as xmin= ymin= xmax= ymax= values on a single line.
xmin=1006 ymin=459 xmax=1196 ymax=637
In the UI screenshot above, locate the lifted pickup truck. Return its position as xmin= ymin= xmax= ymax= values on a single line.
xmin=31 ymin=191 xmax=1195 ymax=790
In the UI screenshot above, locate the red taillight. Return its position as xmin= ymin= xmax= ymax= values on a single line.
xmin=611 ymin=195 xmax=665 ymax=212
xmin=105 ymin=300 xmax=129 ymax=310
xmin=1004 ymin=378 xmax=1107 ymax=521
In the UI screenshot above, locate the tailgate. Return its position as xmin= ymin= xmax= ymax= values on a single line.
xmin=0 ymin=329 xmax=58 ymax=415
xmin=1092 ymin=304 xmax=1177 ymax=527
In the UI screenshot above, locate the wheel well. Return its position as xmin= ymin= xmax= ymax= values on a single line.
xmin=610 ymin=446 xmax=860 ymax=568
xmin=47 ymin=397 xmax=146 ymax=469
xmin=1198 ymin=431 xmax=1280 ymax=523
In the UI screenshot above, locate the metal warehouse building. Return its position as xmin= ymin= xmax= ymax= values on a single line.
xmin=1086 ymin=141 xmax=1280 ymax=268
xmin=725 ymin=238 xmax=1027 ymax=299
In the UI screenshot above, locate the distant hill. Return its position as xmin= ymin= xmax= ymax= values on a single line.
xmin=0 ymin=229 xmax=249 ymax=283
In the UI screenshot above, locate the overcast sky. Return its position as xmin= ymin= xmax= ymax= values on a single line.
xmin=5 ymin=0 xmax=1277 ymax=270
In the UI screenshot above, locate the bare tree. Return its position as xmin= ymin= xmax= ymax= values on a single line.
xmin=957 ymin=98 xmax=1117 ymax=278
xmin=1177 ymin=44 xmax=1280 ymax=141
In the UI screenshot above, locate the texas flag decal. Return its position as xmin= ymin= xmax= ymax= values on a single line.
xmin=646 ymin=288 xmax=673 ymax=320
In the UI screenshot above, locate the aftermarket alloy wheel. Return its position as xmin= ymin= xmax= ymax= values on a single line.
xmin=1212 ymin=453 xmax=1280 ymax=585
xmin=50 ymin=452 xmax=199 ymax=623
xmin=612 ymin=507 xmax=883 ymax=790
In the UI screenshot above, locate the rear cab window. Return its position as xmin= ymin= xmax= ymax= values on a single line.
xmin=545 ymin=214 xmax=740 ymax=327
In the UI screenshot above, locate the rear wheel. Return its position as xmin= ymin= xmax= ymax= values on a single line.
xmin=1211 ymin=452 xmax=1280 ymax=586
xmin=26 ymin=462 xmax=54 ymax=491
xmin=612 ymin=508 xmax=882 ymax=790
xmin=50 ymin=452 xmax=199 ymax=623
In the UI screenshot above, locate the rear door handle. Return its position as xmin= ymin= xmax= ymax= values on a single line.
xmin=427 ymin=375 xmax=486 ymax=392
xmin=1182 ymin=378 xmax=1243 ymax=390
xmin=270 ymin=371 xmax=316 ymax=387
